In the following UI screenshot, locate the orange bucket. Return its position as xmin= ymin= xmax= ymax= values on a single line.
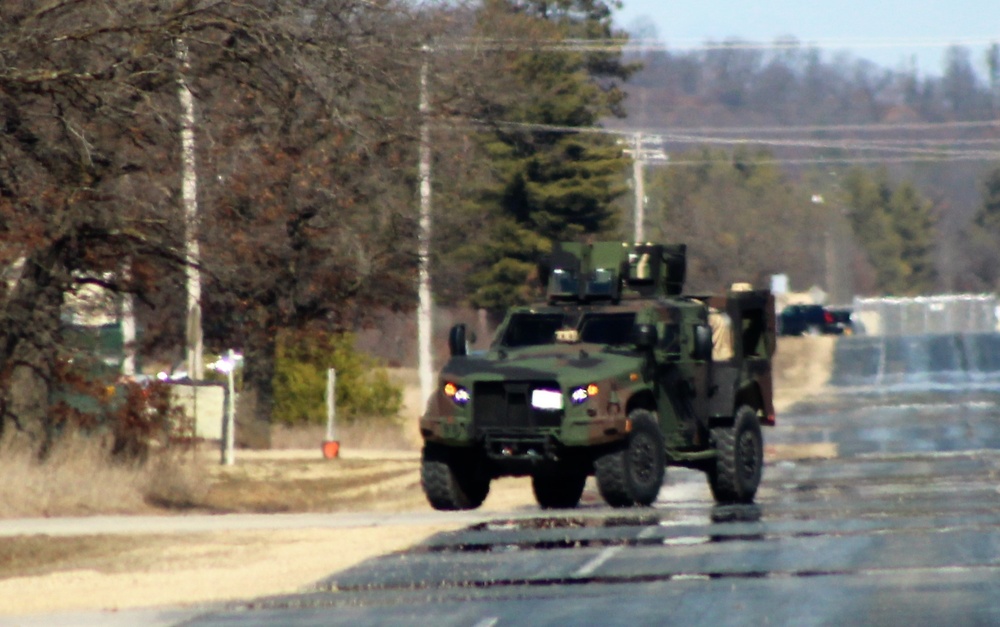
xmin=322 ymin=440 xmax=340 ymax=459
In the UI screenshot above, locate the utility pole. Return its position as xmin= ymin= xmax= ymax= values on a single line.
xmin=812 ymin=194 xmax=837 ymax=303
xmin=632 ymin=132 xmax=645 ymax=243
xmin=121 ymin=272 xmax=136 ymax=377
xmin=416 ymin=46 xmax=434 ymax=410
xmin=177 ymin=39 xmax=203 ymax=381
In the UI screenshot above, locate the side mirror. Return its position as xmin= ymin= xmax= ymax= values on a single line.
xmin=632 ymin=323 xmax=658 ymax=350
xmin=448 ymin=323 xmax=468 ymax=357
xmin=693 ymin=324 xmax=713 ymax=361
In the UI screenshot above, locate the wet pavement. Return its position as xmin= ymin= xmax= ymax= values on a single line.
xmin=184 ymin=336 xmax=1000 ymax=626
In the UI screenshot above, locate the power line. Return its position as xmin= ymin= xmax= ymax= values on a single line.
xmin=661 ymin=132 xmax=1000 ymax=158
xmin=664 ymin=154 xmax=1000 ymax=167
xmin=441 ymin=36 xmax=1000 ymax=54
xmin=463 ymin=117 xmax=1000 ymax=137
xmin=445 ymin=118 xmax=1000 ymax=164
xmin=607 ymin=119 xmax=1000 ymax=136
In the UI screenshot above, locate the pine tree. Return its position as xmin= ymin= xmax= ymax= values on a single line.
xmin=973 ymin=167 xmax=1000 ymax=233
xmin=963 ymin=166 xmax=1000 ymax=290
xmin=458 ymin=0 xmax=634 ymax=309
xmin=889 ymin=182 xmax=937 ymax=294
xmin=842 ymin=168 xmax=909 ymax=294
xmin=841 ymin=168 xmax=940 ymax=295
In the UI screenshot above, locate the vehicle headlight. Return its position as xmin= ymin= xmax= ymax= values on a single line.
xmin=570 ymin=383 xmax=599 ymax=405
xmin=443 ymin=382 xmax=470 ymax=406
xmin=530 ymin=388 xmax=563 ymax=411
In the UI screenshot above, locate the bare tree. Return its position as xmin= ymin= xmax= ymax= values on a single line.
xmin=0 ymin=1 xmax=423 ymax=453
xmin=0 ymin=2 xmax=194 ymax=452
xmin=188 ymin=2 xmax=426 ymax=447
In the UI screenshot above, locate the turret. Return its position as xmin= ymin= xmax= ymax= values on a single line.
xmin=627 ymin=243 xmax=687 ymax=297
xmin=542 ymin=241 xmax=687 ymax=303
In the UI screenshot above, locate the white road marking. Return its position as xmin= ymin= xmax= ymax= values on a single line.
xmin=574 ymin=546 xmax=622 ymax=577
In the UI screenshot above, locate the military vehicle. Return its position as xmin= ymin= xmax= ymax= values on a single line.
xmin=419 ymin=241 xmax=776 ymax=510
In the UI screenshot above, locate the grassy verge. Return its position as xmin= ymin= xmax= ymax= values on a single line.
xmin=0 ymin=420 xmax=421 ymax=519
xmin=0 ymin=433 xmax=205 ymax=519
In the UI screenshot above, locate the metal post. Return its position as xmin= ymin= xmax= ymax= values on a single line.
xmin=417 ymin=46 xmax=435 ymax=412
xmin=825 ymin=224 xmax=835 ymax=303
xmin=223 ymin=350 xmax=236 ymax=466
xmin=121 ymin=264 xmax=136 ymax=377
xmin=325 ymin=368 xmax=337 ymax=443
xmin=633 ymin=132 xmax=645 ymax=243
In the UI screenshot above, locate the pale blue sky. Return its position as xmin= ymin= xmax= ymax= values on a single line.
xmin=613 ymin=0 xmax=1000 ymax=76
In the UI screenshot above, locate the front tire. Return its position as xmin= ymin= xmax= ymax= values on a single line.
xmin=532 ymin=466 xmax=587 ymax=509
xmin=421 ymin=443 xmax=490 ymax=510
xmin=707 ymin=405 xmax=764 ymax=504
xmin=594 ymin=410 xmax=665 ymax=507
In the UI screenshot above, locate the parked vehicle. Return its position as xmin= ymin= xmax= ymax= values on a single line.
xmin=826 ymin=307 xmax=856 ymax=335
xmin=419 ymin=241 xmax=776 ymax=510
xmin=778 ymin=304 xmax=848 ymax=336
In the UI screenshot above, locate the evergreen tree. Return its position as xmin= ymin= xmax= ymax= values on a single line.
xmin=457 ymin=0 xmax=634 ymax=310
xmin=973 ymin=166 xmax=1000 ymax=233
xmin=889 ymin=182 xmax=937 ymax=294
xmin=963 ymin=166 xmax=1000 ymax=290
xmin=842 ymin=168 xmax=908 ymax=294
xmin=842 ymin=168 xmax=939 ymax=295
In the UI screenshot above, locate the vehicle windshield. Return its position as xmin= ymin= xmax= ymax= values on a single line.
xmin=578 ymin=313 xmax=637 ymax=345
xmin=498 ymin=312 xmax=636 ymax=348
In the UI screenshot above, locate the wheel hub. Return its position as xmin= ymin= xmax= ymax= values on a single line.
xmin=629 ymin=434 xmax=656 ymax=484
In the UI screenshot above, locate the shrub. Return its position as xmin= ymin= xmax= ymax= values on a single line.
xmin=272 ymin=330 xmax=402 ymax=427
xmin=50 ymin=357 xmax=187 ymax=464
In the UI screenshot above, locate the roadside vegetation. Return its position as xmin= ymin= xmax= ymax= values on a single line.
xmin=0 ymin=432 xmax=203 ymax=519
xmin=0 ymin=421 xmax=419 ymax=520
xmin=2 ymin=1 xmax=1000 ymax=504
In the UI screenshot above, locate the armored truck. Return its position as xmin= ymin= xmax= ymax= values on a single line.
xmin=419 ymin=241 xmax=776 ymax=510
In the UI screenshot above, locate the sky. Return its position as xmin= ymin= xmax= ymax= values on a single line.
xmin=613 ymin=0 xmax=1000 ymax=76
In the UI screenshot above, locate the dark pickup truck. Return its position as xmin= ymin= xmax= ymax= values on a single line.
xmin=778 ymin=304 xmax=851 ymax=336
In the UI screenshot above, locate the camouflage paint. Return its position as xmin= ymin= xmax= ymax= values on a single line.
xmin=419 ymin=242 xmax=776 ymax=471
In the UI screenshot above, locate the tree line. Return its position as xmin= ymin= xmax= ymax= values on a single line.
xmin=0 ymin=0 xmax=635 ymax=454
xmin=2 ymin=1 xmax=999 ymax=457
xmin=616 ymin=37 xmax=1000 ymax=295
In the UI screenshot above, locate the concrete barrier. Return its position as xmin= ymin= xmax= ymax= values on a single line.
xmin=830 ymin=332 xmax=1000 ymax=387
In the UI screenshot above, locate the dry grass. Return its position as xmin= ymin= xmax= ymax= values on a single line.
xmin=0 ymin=420 xmax=424 ymax=519
xmin=271 ymin=419 xmax=421 ymax=451
xmin=0 ymin=432 xmax=205 ymax=519
xmin=196 ymin=457 xmax=426 ymax=513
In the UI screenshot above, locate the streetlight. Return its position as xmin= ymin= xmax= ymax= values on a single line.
xmin=811 ymin=194 xmax=836 ymax=303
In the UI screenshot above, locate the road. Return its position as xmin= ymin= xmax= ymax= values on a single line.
xmin=181 ymin=336 xmax=1000 ymax=627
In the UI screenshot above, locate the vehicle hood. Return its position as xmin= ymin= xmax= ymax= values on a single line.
xmin=440 ymin=343 xmax=641 ymax=385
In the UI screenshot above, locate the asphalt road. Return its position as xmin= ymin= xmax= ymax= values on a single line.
xmin=183 ymin=344 xmax=1000 ymax=627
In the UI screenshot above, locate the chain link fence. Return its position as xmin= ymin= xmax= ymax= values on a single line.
xmin=852 ymin=294 xmax=999 ymax=336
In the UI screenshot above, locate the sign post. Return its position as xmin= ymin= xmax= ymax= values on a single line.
xmin=322 ymin=368 xmax=339 ymax=459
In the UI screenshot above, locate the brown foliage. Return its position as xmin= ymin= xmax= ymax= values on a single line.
xmin=0 ymin=1 xmax=426 ymax=452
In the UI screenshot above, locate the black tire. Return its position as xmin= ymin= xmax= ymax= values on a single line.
xmin=594 ymin=410 xmax=666 ymax=507
xmin=420 ymin=443 xmax=490 ymax=510
xmin=707 ymin=405 xmax=764 ymax=504
xmin=532 ymin=466 xmax=587 ymax=509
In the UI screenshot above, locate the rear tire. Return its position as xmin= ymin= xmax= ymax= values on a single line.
xmin=594 ymin=410 xmax=665 ymax=507
xmin=421 ymin=443 xmax=490 ymax=510
xmin=532 ymin=466 xmax=587 ymax=509
xmin=707 ymin=405 xmax=763 ymax=504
